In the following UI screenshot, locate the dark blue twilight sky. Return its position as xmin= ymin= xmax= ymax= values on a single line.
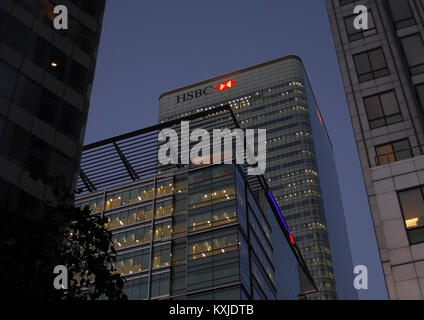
xmin=85 ymin=0 xmax=387 ymax=299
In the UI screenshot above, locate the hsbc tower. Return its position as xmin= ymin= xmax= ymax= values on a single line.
xmin=159 ymin=55 xmax=357 ymax=300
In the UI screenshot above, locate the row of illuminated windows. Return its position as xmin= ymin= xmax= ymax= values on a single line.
xmin=111 ymin=222 xmax=175 ymax=250
xmin=281 ymin=188 xmax=322 ymax=202
xmin=113 ymin=248 xmax=150 ymax=275
xmin=231 ymin=87 xmax=304 ymax=113
xmin=112 ymin=225 xmax=153 ymax=249
xmin=105 ymin=205 xmax=154 ymax=230
xmin=161 ymin=80 xmax=305 ymax=123
xmin=300 ymin=242 xmax=331 ymax=255
xmin=104 ymin=179 xmax=179 ymax=211
xmin=239 ymin=106 xmax=308 ymax=127
xmin=188 ymin=185 xmax=236 ymax=210
xmin=188 ymin=204 xmax=237 ymax=233
xmin=106 ymin=201 xmax=239 ymax=240
xmin=305 ymin=257 xmax=333 ymax=269
xmin=278 ymin=178 xmax=318 ymax=191
xmin=269 ymin=169 xmax=319 ymax=184
xmin=76 ymin=179 xmax=187 ymax=213
xmin=187 ymin=229 xmax=240 ymax=292
xmin=189 ymin=232 xmax=238 ymax=260
xmin=291 ymin=221 xmax=328 ymax=233
xmin=114 ymin=244 xmax=172 ymax=276
xmin=75 ymin=197 xmax=103 ymax=213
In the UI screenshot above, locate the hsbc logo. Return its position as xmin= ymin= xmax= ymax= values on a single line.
xmin=216 ymin=80 xmax=236 ymax=91
xmin=176 ymin=79 xmax=237 ymax=104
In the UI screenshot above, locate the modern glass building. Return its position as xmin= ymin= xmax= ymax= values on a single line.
xmin=75 ymin=107 xmax=316 ymax=300
xmin=158 ymin=56 xmax=357 ymax=299
xmin=327 ymin=0 xmax=424 ymax=299
xmin=0 ymin=0 xmax=105 ymax=212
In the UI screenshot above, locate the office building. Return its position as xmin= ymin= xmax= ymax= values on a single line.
xmin=158 ymin=56 xmax=357 ymax=299
xmin=327 ymin=0 xmax=424 ymax=299
xmin=75 ymin=107 xmax=316 ymax=300
xmin=0 ymin=0 xmax=106 ymax=213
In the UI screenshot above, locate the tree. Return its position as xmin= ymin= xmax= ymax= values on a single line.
xmin=0 ymin=168 xmax=127 ymax=300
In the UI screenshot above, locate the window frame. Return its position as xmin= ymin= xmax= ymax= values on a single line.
xmin=343 ymin=10 xmax=377 ymax=42
xmin=363 ymin=90 xmax=403 ymax=129
xmin=353 ymin=47 xmax=389 ymax=82
xmin=397 ymin=185 xmax=424 ymax=245
xmin=375 ymin=138 xmax=412 ymax=165
xmin=400 ymin=33 xmax=424 ymax=76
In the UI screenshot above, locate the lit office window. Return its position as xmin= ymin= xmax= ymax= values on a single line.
xmin=387 ymin=0 xmax=416 ymax=29
xmin=154 ymin=221 xmax=172 ymax=240
xmin=112 ymin=225 xmax=152 ymax=249
xmin=114 ymin=249 xmax=150 ymax=275
xmin=375 ymin=139 xmax=412 ymax=165
xmin=156 ymin=179 xmax=173 ymax=197
xmin=152 ymin=244 xmax=171 ymax=268
xmin=398 ymin=186 xmax=424 ymax=245
xmin=344 ymin=11 xmax=376 ymax=41
xmin=363 ymin=91 xmax=402 ymax=129
xmin=155 ymin=199 xmax=173 ymax=218
xmin=400 ymin=34 xmax=424 ymax=75
xmin=353 ymin=48 xmax=389 ymax=82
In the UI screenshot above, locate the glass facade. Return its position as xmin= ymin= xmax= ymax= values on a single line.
xmin=158 ymin=57 xmax=354 ymax=299
xmin=76 ymin=164 xmax=305 ymax=300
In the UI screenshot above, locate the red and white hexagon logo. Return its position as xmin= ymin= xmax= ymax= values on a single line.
xmin=215 ymin=80 xmax=236 ymax=91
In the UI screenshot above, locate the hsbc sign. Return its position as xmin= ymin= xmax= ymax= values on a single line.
xmin=176 ymin=80 xmax=237 ymax=104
